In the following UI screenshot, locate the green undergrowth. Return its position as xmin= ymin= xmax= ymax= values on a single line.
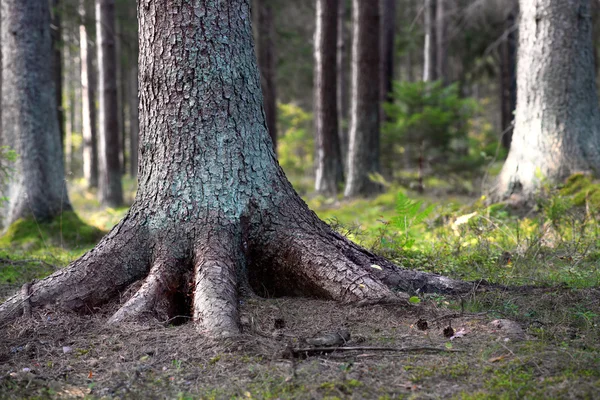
xmin=309 ymin=174 xmax=600 ymax=289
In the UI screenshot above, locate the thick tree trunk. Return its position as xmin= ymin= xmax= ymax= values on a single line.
xmin=129 ymin=62 xmax=139 ymax=178
xmin=256 ymin=0 xmax=278 ymax=151
xmin=0 ymin=0 xmax=471 ymax=336
xmin=337 ymin=0 xmax=349 ymax=168
xmin=493 ymin=0 xmax=600 ymax=203
xmin=423 ymin=0 xmax=437 ymax=82
xmin=80 ymin=0 xmax=99 ymax=188
xmin=315 ymin=0 xmax=343 ymax=196
xmin=500 ymin=8 xmax=517 ymax=150
xmin=380 ymin=0 xmax=396 ymax=107
xmin=344 ymin=0 xmax=383 ymax=197
xmin=0 ymin=0 xmax=72 ymax=225
xmin=96 ymin=0 xmax=123 ymax=207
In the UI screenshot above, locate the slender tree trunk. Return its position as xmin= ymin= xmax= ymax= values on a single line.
xmin=96 ymin=0 xmax=123 ymax=207
xmin=380 ymin=0 xmax=396 ymax=108
xmin=51 ymin=0 xmax=64 ymax=149
xmin=256 ymin=0 xmax=278 ymax=151
xmin=315 ymin=0 xmax=343 ymax=196
xmin=337 ymin=0 xmax=349 ymax=168
xmin=63 ymin=33 xmax=73 ymax=176
xmin=345 ymin=0 xmax=383 ymax=197
xmin=493 ymin=0 xmax=600 ymax=203
xmin=500 ymin=8 xmax=518 ymax=150
xmin=80 ymin=0 xmax=99 ymax=188
xmin=116 ymin=19 xmax=126 ymax=176
xmin=0 ymin=0 xmax=470 ymax=335
xmin=423 ymin=0 xmax=437 ymax=82
xmin=0 ymin=0 xmax=72 ymax=224
xmin=435 ymin=0 xmax=447 ymax=83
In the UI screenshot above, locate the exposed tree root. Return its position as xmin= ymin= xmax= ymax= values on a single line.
xmin=0 ymin=207 xmax=476 ymax=337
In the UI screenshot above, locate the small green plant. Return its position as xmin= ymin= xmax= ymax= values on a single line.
xmin=389 ymin=191 xmax=434 ymax=249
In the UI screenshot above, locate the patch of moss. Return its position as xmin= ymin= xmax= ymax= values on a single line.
xmin=559 ymin=173 xmax=600 ymax=207
xmin=0 ymin=211 xmax=104 ymax=251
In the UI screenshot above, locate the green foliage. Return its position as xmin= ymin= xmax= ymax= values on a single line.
xmin=0 ymin=146 xmax=18 ymax=205
xmin=277 ymin=103 xmax=314 ymax=190
xmin=389 ymin=192 xmax=434 ymax=249
xmin=382 ymin=81 xmax=502 ymax=179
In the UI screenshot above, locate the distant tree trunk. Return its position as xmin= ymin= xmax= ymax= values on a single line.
xmin=256 ymin=0 xmax=277 ymax=151
xmin=493 ymin=0 xmax=600 ymax=203
xmin=380 ymin=0 xmax=396 ymax=109
xmin=500 ymin=8 xmax=517 ymax=150
xmin=50 ymin=0 xmax=64 ymax=149
xmin=116 ymin=19 xmax=126 ymax=176
xmin=63 ymin=31 xmax=73 ymax=176
xmin=337 ymin=0 xmax=349 ymax=167
xmin=96 ymin=0 xmax=123 ymax=207
xmin=423 ymin=0 xmax=437 ymax=81
xmin=435 ymin=0 xmax=447 ymax=83
xmin=315 ymin=0 xmax=343 ymax=196
xmin=0 ymin=0 xmax=72 ymax=224
xmin=80 ymin=0 xmax=98 ymax=188
xmin=344 ymin=0 xmax=382 ymax=197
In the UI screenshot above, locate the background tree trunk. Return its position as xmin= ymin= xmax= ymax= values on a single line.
xmin=344 ymin=0 xmax=382 ymax=197
xmin=494 ymin=0 xmax=600 ymax=203
xmin=50 ymin=0 xmax=64 ymax=150
xmin=435 ymin=0 xmax=447 ymax=83
xmin=380 ymin=0 xmax=396 ymax=109
xmin=96 ymin=0 xmax=123 ymax=207
xmin=423 ymin=0 xmax=437 ymax=82
xmin=315 ymin=0 xmax=343 ymax=196
xmin=255 ymin=0 xmax=278 ymax=151
xmin=0 ymin=0 xmax=72 ymax=224
xmin=337 ymin=0 xmax=349 ymax=168
xmin=80 ymin=0 xmax=99 ymax=188
xmin=500 ymin=7 xmax=518 ymax=150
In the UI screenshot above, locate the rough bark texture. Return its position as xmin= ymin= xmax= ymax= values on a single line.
xmin=500 ymin=8 xmax=517 ymax=150
xmin=0 ymin=0 xmax=72 ymax=225
xmin=129 ymin=62 xmax=139 ymax=178
xmin=0 ymin=0 xmax=472 ymax=336
xmin=493 ymin=0 xmax=600 ymax=203
xmin=256 ymin=0 xmax=277 ymax=150
xmin=344 ymin=0 xmax=383 ymax=197
xmin=81 ymin=0 xmax=99 ymax=189
xmin=315 ymin=0 xmax=343 ymax=196
xmin=336 ymin=0 xmax=349 ymax=168
xmin=96 ymin=0 xmax=123 ymax=207
xmin=423 ymin=0 xmax=437 ymax=82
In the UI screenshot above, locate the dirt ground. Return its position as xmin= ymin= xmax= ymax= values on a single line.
xmin=1 ymin=288 xmax=599 ymax=399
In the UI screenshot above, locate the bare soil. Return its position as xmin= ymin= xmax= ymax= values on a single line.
xmin=1 ymin=289 xmax=599 ymax=399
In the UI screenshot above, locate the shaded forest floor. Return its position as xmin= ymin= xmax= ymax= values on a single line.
xmin=1 ymin=177 xmax=600 ymax=398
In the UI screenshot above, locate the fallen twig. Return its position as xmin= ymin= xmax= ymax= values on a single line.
xmin=286 ymin=345 xmax=463 ymax=358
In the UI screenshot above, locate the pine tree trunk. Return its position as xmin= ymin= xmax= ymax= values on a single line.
xmin=256 ymin=0 xmax=278 ymax=151
xmin=345 ymin=0 xmax=383 ymax=197
xmin=80 ymin=0 xmax=99 ymax=188
xmin=423 ymin=0 xmax=437 ymax=82
xmin=315 ymin=0 xmax=343 ymax=196
xmin=500 ymin=8 xmax=517 ymax=150
xmin=96 ymin=0 xmax=123 ymax=207
xmin=337 ymin=0 xmax=349 ymax=168
xmin=435 ymin=0 xmax=447 ymax=83
xmin=129 ymin=62 xmax=139 ymax=178
xmin=0 ymin=0 xmax=72 ymax=224
xmin=493 ymin=0 xmax=600 ymax=203
xmin=0 ymin=0 xmax=470 ymax=336
xmin=51 ymin=0 xmax=64 ymax=149
xmin=380 ymin=0 xmax=396 ymax=107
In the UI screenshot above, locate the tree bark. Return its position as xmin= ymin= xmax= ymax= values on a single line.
xmin=500 ymin=8 xmax=517 ymax=150
xmin=0 ymin=0 xmax=471 ymax=336
xmin=51 ymin=0 xmax=64 ymax=150
xmin=80 ymin=0 xmax=99 ymax=188
xmin=129 ymin=60 xmax=139 ymax=178
xmin=380 ymin=0 xmax=396 ymax=107
xmin=255 ymin=0 xmax=278 ymax=151
xmin=344 ymin=0 xmax=383 ymax=197
xmin=0 ymin=0 xmax=72 ymax=224
xmin=493 ymin=0 xmax=600 ymax=203
xmin=315 ymin=0 xmax=343 ymax=196
xmin=96 ymin=0 xmax=123 ymax=207
xmin=423 ymin=0 xmax=437 ymax=82
xmin=337 ymin=0 xmax=349 ymax=168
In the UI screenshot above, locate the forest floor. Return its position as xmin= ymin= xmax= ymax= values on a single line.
xmin=1 ymin=178 xmax=599 ymax=399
